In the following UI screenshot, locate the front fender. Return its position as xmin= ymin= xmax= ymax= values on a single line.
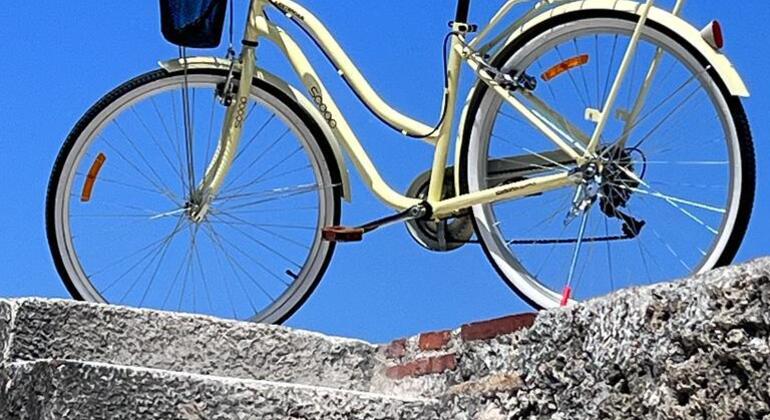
xmin=159 ymin=57 xmax=352 ymax=201
xmin=455 ymin=0 xmax=749 ymax=191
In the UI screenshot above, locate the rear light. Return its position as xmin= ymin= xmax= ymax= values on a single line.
xmin=701 ymin=20 xmax=724 ymax=50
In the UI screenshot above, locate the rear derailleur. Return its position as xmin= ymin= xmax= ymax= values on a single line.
xmin=597 ymin=149 xmax=647 ymax=238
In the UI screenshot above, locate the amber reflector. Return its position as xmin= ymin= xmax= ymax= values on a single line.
xmin=81 ymin=153 xmax=107 ymax=202
xmin=541 ymin=54 xmax=590 ymax=82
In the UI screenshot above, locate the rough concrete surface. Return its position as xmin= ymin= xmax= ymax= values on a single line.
xmin=0 ymin=298 xmax=377 ymax=392
xmin=441 ymin=258 xmax=770 ymax=419
xmin=2 ymin=258 xmax=770 ymax=419
xmin=0 ymin=360 xmax=440 ymax=420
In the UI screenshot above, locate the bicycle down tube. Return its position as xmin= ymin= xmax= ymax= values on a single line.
xmin=201 ymin=0 xmax=661 ymax=218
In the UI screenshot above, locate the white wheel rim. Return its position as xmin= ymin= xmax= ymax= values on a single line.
xmin=466 ymin=18 xmax=743 ymax=308
xmin=52 ymin=73 xmax=336 ymax=323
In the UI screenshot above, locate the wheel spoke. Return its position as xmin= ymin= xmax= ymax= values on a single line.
xmin=210 ymin=213 xmax=304 ymax=270
xmin=55 ymin=72 xmax=334 ymax=322
xmin=610 ymin=182 xmax=726 ymax=214
xmin=652 ymin=227 xmax=691 ymax=272
xmin=201 ymin=222 xmax=261 ymax=317
xmin=223 ymin=127 xmax=290 ymax=191
xmin=215 ymin=183 xmax=336 ymax=213
xmin=466 ymin=19 xmax=744 ymax=307
xmin=616 ymin=67 xmax=710 ymax=146
xmin=603 ymin=217 xmax=615 ymax=292
xmin=219 ymin=164 xmax=313 ymax=199
xmin=204 ymin=221 xmax=284 ymax=297
xmin=101 ymin=135 xmax=181 ymax=205
xmin=113 ymin=120 xmax=181 ymax=204
xmin=226 ymin=145 xmax=304 ymax=197
xmin=151 ymin=96 xmax=188 ymax=194
xmin=554 ymin=44 xmax=590 ymax=109
xmin=112 ymin=216 xmax=187 ymax=300
xmin=130 ymin=107 xmax=186 ymax=188
xmin=211 ymin=210 xmax=313 ymax=251
xmin=232 ymin=113 xmax=276 ymax=164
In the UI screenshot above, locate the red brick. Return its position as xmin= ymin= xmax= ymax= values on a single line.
xmin=460 ymin=313 xmax=537 ymax=342
xmin=385 ymin=354 xmax=458 ymax=380
xmin=384 ymin=364 xmax=411 ymax=380
xmin=381 ymin=339 xmax=407 ymax=359
xmin=418 ymin=330 xmax=452 ymax=351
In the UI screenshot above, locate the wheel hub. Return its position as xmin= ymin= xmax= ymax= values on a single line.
xmin=186 ymin=190 xmax=213 ymax=224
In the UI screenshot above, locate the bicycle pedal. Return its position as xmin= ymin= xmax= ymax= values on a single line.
xmin=322 ymin=226 xmax=365 ymax=243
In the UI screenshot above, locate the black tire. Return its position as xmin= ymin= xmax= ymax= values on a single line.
xmin=46 ymin=68 xmax=343 ymax=323
xmin=459 ymin=10 xmax=756 ymax=309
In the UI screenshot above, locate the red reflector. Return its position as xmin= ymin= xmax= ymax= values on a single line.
xmin=712 ymin=21 xmax=724 ymax=49
xmin=560 ymin=286 xmax=572 ymax=307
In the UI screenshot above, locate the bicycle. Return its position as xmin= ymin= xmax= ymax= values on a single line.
xmin=47 ymin=0 xmax=755 ymax=323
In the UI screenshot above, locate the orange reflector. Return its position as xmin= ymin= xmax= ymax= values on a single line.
xmin=81 ymin=153 xmax=107 ymax=202
xmin=541 ymin=54 xmax=590 ymax=82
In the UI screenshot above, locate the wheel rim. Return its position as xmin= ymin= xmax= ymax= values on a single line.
xmin=52 ymin=73 xmax=337 ymax=322
xmin=467 ymin=18 xmax=743 ymax=307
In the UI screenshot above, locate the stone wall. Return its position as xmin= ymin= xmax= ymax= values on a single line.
xmin=441 ymin=258 xmax=770 ymax=419
xmin=1 ymin=258 xmax=769 ymax=419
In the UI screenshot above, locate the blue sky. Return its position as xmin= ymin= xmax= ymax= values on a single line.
xmin=0 ymin=0 xmax=768 ymax=343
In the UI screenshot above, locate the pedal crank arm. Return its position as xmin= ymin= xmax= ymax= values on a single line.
xmin=322 ymin=203 xmax=431 ymax=243
xmin=359 ymin=204 xmax=429 ymax=233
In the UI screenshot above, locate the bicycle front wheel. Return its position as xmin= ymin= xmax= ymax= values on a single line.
xmin=47 ymin=68 xmax=342 ymax=323
xmin=460 ymin=11 xmax=755 ymax=308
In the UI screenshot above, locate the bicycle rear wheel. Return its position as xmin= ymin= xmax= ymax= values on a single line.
xmin=47 ymin=68 xmax=342 ymax=323
xmin=460 ymin=11 xmax=755 ymax=308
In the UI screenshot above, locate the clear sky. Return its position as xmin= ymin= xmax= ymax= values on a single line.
xmin=0 ymin=0 xmax=768 ymax=343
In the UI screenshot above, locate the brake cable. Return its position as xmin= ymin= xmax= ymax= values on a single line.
xmin=179 ymin=46 xmax=197 ymax=199
xmin=221 ymin=0 xmax=238 ymax=106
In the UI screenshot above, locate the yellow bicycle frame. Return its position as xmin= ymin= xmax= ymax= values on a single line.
xmin=195 ymin=0 xmax=737 ymax=220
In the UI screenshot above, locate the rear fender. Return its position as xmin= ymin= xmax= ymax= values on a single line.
xmin=455 ymin=0 xmax=749 ymax=191
xmin=496 ymin=0 xmax=749 ymax=97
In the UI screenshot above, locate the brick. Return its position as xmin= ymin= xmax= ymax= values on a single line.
xmin=384 ymin=364 xmax=410 ymax=380
xmin=381 ymin=339 xmax=407 ymax=359
xmin=460 ymin=313 xmax=537 ymax=342
xmin=385 ymin=354 xmax=458 ymax=380
xmin=447 ymin=373 xmax=524 ymax=396
xmin=418 ymin=331 xmax=452 ymax=351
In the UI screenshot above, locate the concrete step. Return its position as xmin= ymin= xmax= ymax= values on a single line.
xmin=3 ymin=257 xmax=769 ymax=418
xmin=0 ymin=299 xmax=378 ymax=392
xmin=0 ymin=359 xmax=441 ymax=420
xmin=0 ymin=298 xmax=543 ymax=400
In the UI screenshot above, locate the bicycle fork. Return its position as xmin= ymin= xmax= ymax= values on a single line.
xmin=188 ymin=46 xmax=258 ymax=222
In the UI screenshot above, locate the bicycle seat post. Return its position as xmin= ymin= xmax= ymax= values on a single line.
xmin=455 ymin=0 xmax=471 ymax=23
